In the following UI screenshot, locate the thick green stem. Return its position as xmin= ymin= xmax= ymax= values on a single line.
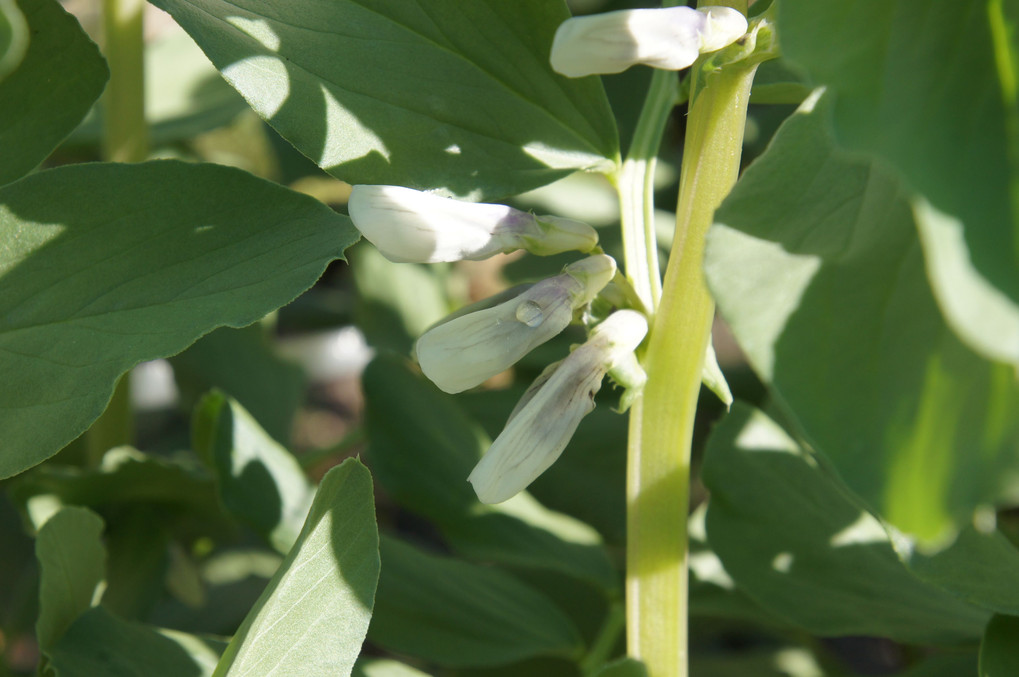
xmin=86 ymin=0 xmax=147 ymax=462
xmin=615 ymin=68 xmax=680 ymax=311
xmin=102 ymin=0 xmax=147 ymax=162
xmin=625 ymin=3 xmax=755 ymax=675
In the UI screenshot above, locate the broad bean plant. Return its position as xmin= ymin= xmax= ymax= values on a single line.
xmin=1 ymin=0 xmax=1018 ymax=676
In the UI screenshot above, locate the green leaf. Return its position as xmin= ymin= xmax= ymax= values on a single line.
xmin=779 ymin=1 xmax=1019 ymax=367
xmin=8 ymin=446 xmax=218 ymax=513
xmin=350 ymin=244 xmax=449 ymax=354
xmin=0 ymin=0 xmax=108 ymax=186
xmin=0 ymin=160 xmax=358 ymax=478
xmin=352 ymin=659 xmax=431 ymax=677
xmin=146 ymin=0 xmax=618 ymax=199
xmin=592 ymin=658 xmax=648 ymax=677
xmin=193 ymin=391 xmax=313 ymax=554
xmin=369 ymin=535 xmax=583 ymax=667
xmin=980 ymin=614 xmax=1019 ymax=676
xmin=173 ymin=325 xmax=306 ymax=446
xmin=704 ymin=92 xmax=1019 ymax=545
xmin=702 ymin=403 xmax=990 ymax=643
xmin=213 ymin=459 xmax=379 ymax=677
xmin=363 ymin=354 xmax=616 ymax=588
xmin=0 ymin=0 xmax=29 ymax=82
xmin=48 ymin=606 xmax=225 ymax=677
xmin=901 ymin=526 xmax=1019 ymax=617
xmin=35 ymin=506 xmax=106 ymax=651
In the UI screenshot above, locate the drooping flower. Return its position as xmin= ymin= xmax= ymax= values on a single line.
xmin=416 ymin=255 xmax=616 ymax=394
xmin=468 ymin=309 xmax=648 ymax=504
xmin=347 ymin=184 xmax=598 ymax=263
xmin=549 ymin=5 xmax=748 ymax=78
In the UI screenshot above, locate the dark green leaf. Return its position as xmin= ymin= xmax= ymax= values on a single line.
xmin=352 ymin=659 xmax=431 ymax=677
xmin=0 ymin=0 xmax=108 ymax=186
xmin=779 ymin=1 xmax=1019 ymax=367
xmin=369 ymin=535 xmax=583 ymax=667
xmin=173 ymin=324 xmax=306 ymax=446
xmin=193 ymin=391 xmax=313 ymax=554
xmin=704 ymin=92 xmax=1019 ymax=545
xmin=363 ymin=354 xmax=616 ymax=588
xmin=980 ymin=614 xmax=1019 ymax=676
xmin=703 ymin=403 xmax=990 ymax=643
xmin=350 ymin=244 xmax=448 ymax=354
xmin=35 ymin=506 xmax=105 ymax=651
xmin=213 ymin=459 xmax=379 ymax=677
xmin=0 ymin=160 xmax=358 ymax=478
xmin=147 ymin=0 xmax=619 ymax=199
xmin=8 ymin=446 xmax=217 ymax=513
xmin=592 ymin=658 xmax=647 ymax=677
xmin=48 ymin=606 xmax=225 ymax=677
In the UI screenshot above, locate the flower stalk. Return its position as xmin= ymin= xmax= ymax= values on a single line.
xmin=624 ymin=2 xmax=755 ymax=676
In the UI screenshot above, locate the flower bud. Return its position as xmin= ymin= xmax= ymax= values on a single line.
xmin=468 ymin=309 xmax=648 ymax=504
xmin=348 ymin=185 xmax=598 ymax=263
xmin=416 ymin=255 xmax=616 ymax=393
xmin=549 ymin=6 xmax=747 ymax=78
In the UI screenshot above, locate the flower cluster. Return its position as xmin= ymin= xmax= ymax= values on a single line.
xmin=347 ymin=5 xmax=747 ymax=503
xmin=349 ymin=187 xmax=646 ymax=503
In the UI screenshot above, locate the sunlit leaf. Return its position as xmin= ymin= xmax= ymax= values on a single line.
xmin=147 ymin=0 xmax=619 ymax=199
xmin=705 ymin=92 xmax=1019 ymax=545
xmin=193 ymin=391 xmax=313 ymax=554
xmin=780 ymin=1 xmax=1019 ymax=367
xmin=213 ymin=459 xmax=379 ymax=677
xmin=703 ymin=404 xmax=990 ymax=642
xmin=0 ymin=161 xmax=358 ymax=478
xmin=0 ymin=0 xmax=107 ymax=186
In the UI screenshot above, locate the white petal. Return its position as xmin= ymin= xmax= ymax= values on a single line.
xmin=549 ymin=6 xmax=747 ymax=78
xmin=416 ymin=276 xmax=579 ymax=393
xmin=348 ymin=185 xmax=512 ymax=263
xmin=416 ymin=255 xmax=616 ymax=393
xmin=468 ymin=309 xmax=648 ymax=503
xmin=468 ymin=343 xmax=605 ymax=503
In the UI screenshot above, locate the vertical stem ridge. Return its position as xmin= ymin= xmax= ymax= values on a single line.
xmin=626 ymin=2 xmax=754 ymax=674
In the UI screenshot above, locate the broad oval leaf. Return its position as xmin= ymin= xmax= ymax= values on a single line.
xmin=214 ymin=459 xmax=380 ymax=677
xmin=703 ymin=404 xmax=990 ymax=643
xmin=193 ymin=391 xmax=313 ymax=554
xmin=704 ymin=92 xmax=1019 ymax=545
xmin=0 ymin=161 xmax=358 ymax=478
xmin=980 ymin=614 xmax=1019 ymax=677
xmin=779 ymin=1 xmax=1019 ymax=367
xmin=363 ymin=354 xmax=616 ymax=589
xmin=48 ymin=606 xmax=225 ymax=677
xmin=369 ymin=535 xmax=583 ymax=667
xmin=35 ymin=506 xmax=106 ymax=652
xmin=0 ymin=0 xmax=108 ymax=186
xmin=148 ymin=0 xmax=619 ymax=199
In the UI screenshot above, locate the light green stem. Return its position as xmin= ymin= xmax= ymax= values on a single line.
xmin=86 ymin=0 xmax=147 ymax=462
xmin=625 ymin=2 xmax=754 ymax=675
xmin=615 ymin=68 xmax=680 ymax=311
xmin=102 ymin=0 xmax=147 ymax=162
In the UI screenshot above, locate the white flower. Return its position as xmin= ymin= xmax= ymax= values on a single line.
xmin=468 ymin=309 xmax=648 ymax=504
xmin=348 ymin=184 xmax=598 ymax=263
xmin=416 ymin=255 xmax=616 ymax=393
xmin=550 ymin=6 xmax=748 ymax=78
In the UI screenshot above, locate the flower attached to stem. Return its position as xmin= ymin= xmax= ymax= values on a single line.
xmin=348 ymin=184 xmax=599 ymax=263
xmin=416 ymin=255 xmax=616 ymax=393
xmin=468 ymin=309 xmax=648 ymax=504
xmin=549 ymin=5 xmax=748 ymax=78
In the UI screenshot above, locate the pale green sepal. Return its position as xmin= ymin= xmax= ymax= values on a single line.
xmin=0 ymin=0 xmax=29 ymax=82
xmin=701 ymin=340 xmax=732 ymax=409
